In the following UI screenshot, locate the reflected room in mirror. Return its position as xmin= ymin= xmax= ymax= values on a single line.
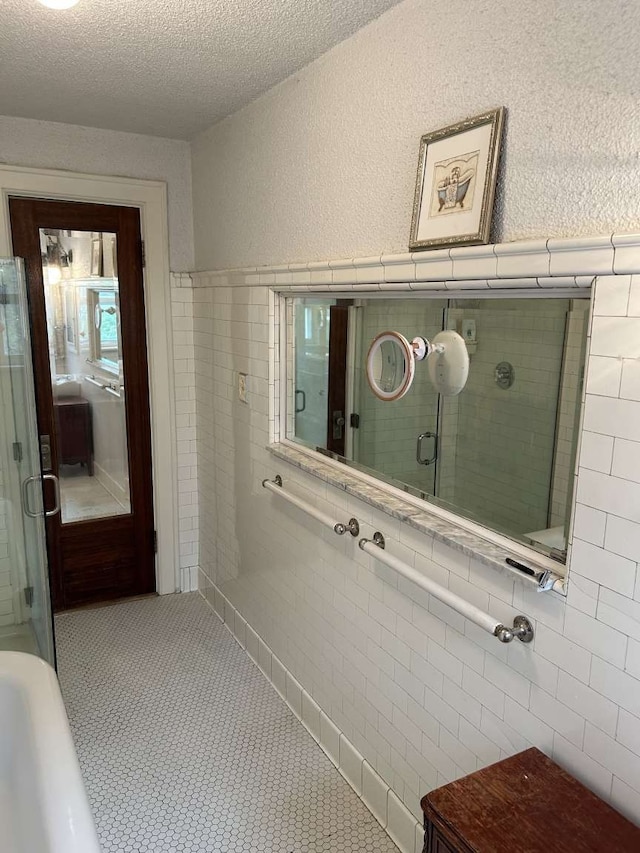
xmin=40 ymin=228 xmax=130 ymax=524
xmin=286 ymin=295 xmax=590 ymax=562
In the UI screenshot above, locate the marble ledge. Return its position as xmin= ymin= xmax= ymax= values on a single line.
xmin=266 ymin=442 xmax=565 ymax=592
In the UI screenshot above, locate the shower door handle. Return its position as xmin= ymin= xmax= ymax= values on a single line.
xmin=42 ymin=474 xmax=61 ymax=518
xmin=21 ymin=475 xmax=41 ymax=518
xmin=21 ymin=474 xmax=60 ymax=518
xmin=417 ymin=432 xmax=437 ymax=466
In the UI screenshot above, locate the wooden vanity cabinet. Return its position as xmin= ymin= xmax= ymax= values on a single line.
xmin=53 ymin=395 xmax=93 ymax=474
xmin=420 ymin=747 xmax=640 ymax=853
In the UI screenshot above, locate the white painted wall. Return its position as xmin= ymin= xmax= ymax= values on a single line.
xmin=191 ymin=0 xmax=640 ymax=271
xmin=0 ymin=115 xmax=194 ymax=271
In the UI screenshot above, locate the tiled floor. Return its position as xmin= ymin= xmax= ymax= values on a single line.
xmin=55 ymin=593 xmax=400 ymax=853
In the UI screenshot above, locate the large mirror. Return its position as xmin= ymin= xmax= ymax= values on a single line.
xmin=286 ymin=294 xmax=591 ymax=561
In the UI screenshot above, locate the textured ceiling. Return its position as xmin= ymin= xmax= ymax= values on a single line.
xmin=0 ymin=0 xmax=401 ymax=139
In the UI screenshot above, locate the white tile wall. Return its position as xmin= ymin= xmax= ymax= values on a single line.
xmin=170 ymin=274 xmax=199 ymax=591
xmin=187 ymin=271 xmax=640 ymax=827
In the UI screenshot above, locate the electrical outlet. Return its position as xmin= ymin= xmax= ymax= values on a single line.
xmin=238 ymin=372 xmax=248 ymax=403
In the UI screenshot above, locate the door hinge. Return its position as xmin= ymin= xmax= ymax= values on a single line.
xmin=141 ymin=239 xmax=146 ymax=268
xmin=153 ymin=530 xmax=157 ymax=553
xmin=24 ymin=586 xmax=34 ymax=607
xmin=12 ymin=441 xmax=23 ymax=463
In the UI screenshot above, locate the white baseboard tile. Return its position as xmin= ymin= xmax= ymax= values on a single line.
xmin=181 ymin=565 xmax=199 ymax=592
xmin=285 ymin=671 xmax=303 ymax=718
xmin=271 ymin=654 xmax=287 ymax=699
xmin=301 ymin=691 xmax=322 ymax=741
xmin=319 ymin=710 xmax=341 ymax=766
xmin=200 ymin=580 xmax=425 ymax=853
xmin=388 ymin=791 xmax=420 ymax=853
xmin=363 ymin=760 xmax=389 ymax=827
xmin=339 ymin=735 xmax=363 ymax=795
xmin=245 ymin=623 xmax=260 ymax=664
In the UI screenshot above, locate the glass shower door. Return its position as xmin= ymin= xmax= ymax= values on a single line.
xmin=0 ymin=258 xmax=54 ymax=664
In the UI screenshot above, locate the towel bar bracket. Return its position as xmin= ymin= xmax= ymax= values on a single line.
xmin=494 ymin=615 xmax=534 ymax=644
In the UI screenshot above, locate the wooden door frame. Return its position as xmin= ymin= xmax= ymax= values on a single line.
xmin=0 ymin=166 xmax=179 ymax=596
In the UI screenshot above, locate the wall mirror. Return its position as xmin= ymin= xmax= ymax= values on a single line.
xmin=285 ymin=293 xmax=591 ymax=562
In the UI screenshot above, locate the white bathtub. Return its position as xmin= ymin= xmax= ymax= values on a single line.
xmin=0 ymin=652 xmax=100 ymax=853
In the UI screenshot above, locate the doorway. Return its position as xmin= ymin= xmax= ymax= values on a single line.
xmin=9 ymin=198 xmax=156 ymax=611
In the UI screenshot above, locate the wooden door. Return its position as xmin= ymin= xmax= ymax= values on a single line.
xmin=9 ymin=198 xmax=155 ymax=611
xmin=326 ymin=302 xmax=349 ymax=456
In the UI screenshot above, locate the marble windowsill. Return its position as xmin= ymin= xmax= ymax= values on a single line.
xmin=267 ymin=442 xmax=567 ymax=594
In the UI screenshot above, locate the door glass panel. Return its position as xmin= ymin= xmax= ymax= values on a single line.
xmin=0 ymin=257 xmax=54 ymax=664
xmin=293 ymin=299 xmax=333 ymax=447
xmin=40 ymin=229 xmax=131 ymax=523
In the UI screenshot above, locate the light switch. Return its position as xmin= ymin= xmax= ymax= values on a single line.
xmin=238 ymin=372 xmax=248 ymax=403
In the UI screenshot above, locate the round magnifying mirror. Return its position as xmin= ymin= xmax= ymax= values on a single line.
xmin=427 ymin=330 xmax=469 ymax=396
xmin=366 ymin=331 xmax=416 ymax=401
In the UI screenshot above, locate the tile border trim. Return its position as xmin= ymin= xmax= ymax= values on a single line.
xmin=187 ymin=232 xmax=640 ymax=290
xmin=199 ymin=577 xmax=424 ymax=853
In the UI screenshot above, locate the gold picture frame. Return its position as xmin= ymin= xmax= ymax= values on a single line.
xmin=409 ymin=107 xmax=505 ymax=252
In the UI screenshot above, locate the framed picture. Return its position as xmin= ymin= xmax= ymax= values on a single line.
xmin=409 ymin=107 xmax=505 ymax=251
xmin=90 ymin=236 xmax=103 ymax=276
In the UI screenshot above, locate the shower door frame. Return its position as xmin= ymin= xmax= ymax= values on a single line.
xmin=0 ymin=165 xmax=179 ymax=597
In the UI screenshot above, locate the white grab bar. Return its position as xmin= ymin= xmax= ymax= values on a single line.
xmin=359 ymin=532 xmax=534 ymax=644
xmin=262 ymin=475 xmax=360 ymax=537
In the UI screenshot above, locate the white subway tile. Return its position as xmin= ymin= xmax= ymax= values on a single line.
xmin=584 ymin=724 xmax=640 ymax=795
xmin=593 ymin=275 xmax=630 ymax=316
xmin=533 ymin=624 xmax=591 ymax=684
xmin=556 ymin=670 xmax=619 ymax=736
xmin=612 ymin=438 xmax=640 ymax=483
xmin=530 ymin=685 xmax=585 ymax=748
xmin=590 ymin=657 xmax=640 ymax=718
xmin=503 ymin=698 xmax=555 ymax=753
xmin=591 ymin=317 xmax=640 ymax=358
xmin=585 ymin=356 xmax=622 ymax=398
xmin=620 ymin=359 xmax=640 ymax=402
xmin=583 ymin=395 xmax=640 ymax=442
xmin=552 ymin=733 xmax=613 ymax=802
xmin=570 ymin=538 xmax=636 ymax=597
xmin=597 ymin=588 xmax=640 ymax=643
xmin=461 ymin=666 xmax=505 ymax=717
xmin=576 ymin=468 xmax=640 ymax=524
xmin=301 ymin=691 xmax=321 ymax=741
xmin=578 ymin=431 xmax=613 ymax=474
xmin=484 ymin=654 xmax=531 ymax=707
xmin=564 ymin=607 xmax=627 ymax=667
xmin=572 ymin=505 xmax=607 ymax=548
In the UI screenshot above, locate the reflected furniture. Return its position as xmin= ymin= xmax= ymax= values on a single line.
xmin=53 ymin=395 xmax=93 ymax=475
xmin=421 ymin=747 xmax=640 ymax=852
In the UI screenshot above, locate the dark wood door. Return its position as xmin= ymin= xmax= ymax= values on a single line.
xmin=9 ymin=198 xmax=155 ymax=611
xmin=326 ymin=302 xmax=350 ymax=456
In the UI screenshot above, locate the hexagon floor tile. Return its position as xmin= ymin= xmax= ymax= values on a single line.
xmin=55 ymin=593 xmax=400 ymax=853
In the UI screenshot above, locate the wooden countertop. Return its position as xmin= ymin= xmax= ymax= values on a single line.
xmin=421 ymin=747 xmax=640 ymax=852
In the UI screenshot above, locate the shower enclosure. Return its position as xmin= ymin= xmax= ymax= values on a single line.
xmin=0 ymin=257 xmax=55 ymax=664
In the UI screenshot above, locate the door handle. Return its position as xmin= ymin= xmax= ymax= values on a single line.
xmin=21 ymin=476 xmax=40 ymax=518
xmin=417 ymin=432 xmax=438 ymax=466
xmin=295 ymin=389 xmax=306 ymax=413
xmin=42 ymin=474 xmax=61 ymax=518
xmin=332 ymin=410 xmax=345 ymax=440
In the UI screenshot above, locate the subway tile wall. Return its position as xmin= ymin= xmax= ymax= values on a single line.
xmin=170 ymin=274 xmax=199 ymax=591
xmin=184 ymin=272 xmax=640 ymax=825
